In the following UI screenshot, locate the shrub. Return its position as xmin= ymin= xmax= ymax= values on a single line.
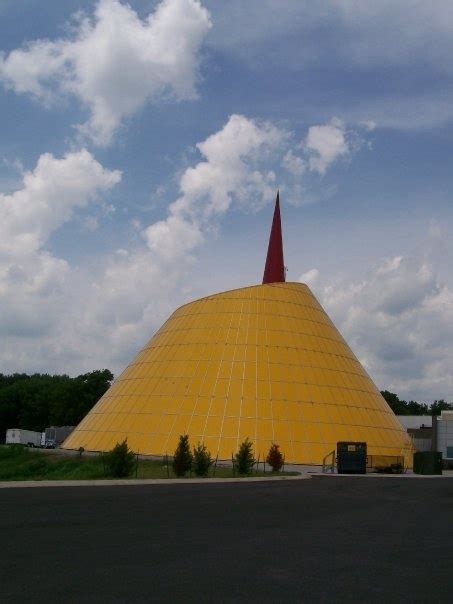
xmin=266 ymin=443 xmax=284 ymax=472
xmin=172 ymin=435 xmax=193 ymax=477
xmin=192 ymin=442 xmax=212 ymax=477
xmin=103 ymin=439 xmax=136 ymax=478
xmin=235 ymin=438 xmax=255 ymax=475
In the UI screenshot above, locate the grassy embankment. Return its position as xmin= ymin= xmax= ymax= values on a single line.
xmin=0 ymin=445 xmax=298 ymax=481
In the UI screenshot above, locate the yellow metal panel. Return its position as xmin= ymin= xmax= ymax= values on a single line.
xmin=193 ymin=398 xmax=209 ymax=416
xmin=286 ymin=402 xmax=301 ymax=422
xmin=209 ymin=398 xmax=225 ymax=417
xmin=170 ymin=416 xmax=190 ymax=435
xmin=187 ymin=415 xmax=205 ymax=436
xmin=203 ymin=415 xmax=222 ymax=437
xmin=258 ymin=399 xmax=272 ymax=419
xmin=241 ymin=399 xmax=256 ymax=418
xmin=222 ymin=417 xmax=239 ymax=439
xmin=63 ymin=282 xmax=413 ymax=465
xmin=213 ymin=380 xmax=229 ymax=398
xmin=255 ymin=419 xmax=273 ymax=441
xmin=238 ymin=418 xmax=256 ymax=441
xmin=272 ymin=401 xmax=287 ymax=420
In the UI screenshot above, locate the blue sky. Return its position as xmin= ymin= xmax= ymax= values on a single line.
xmin=0 ymin=0 xmax=452 ymax=401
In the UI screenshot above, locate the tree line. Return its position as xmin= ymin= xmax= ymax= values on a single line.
xmin=381 ymin=390 xmax=452 ymax=416
xmin=0 ymin=370 xmax=113 ymax=442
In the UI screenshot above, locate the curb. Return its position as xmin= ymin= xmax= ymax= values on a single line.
xmin=0 ymin=473 xmax=310 ymax=488
xmin=311 ymin=472 xmax=453 ymax=479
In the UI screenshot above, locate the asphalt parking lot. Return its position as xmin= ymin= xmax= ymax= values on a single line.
xmin=1 ymin=476 xmax=452 ymax=603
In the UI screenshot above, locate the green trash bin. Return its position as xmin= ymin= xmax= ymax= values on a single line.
xmin=413 ymin=451 xmax=442 ymax=475
xmin=337 ymin=442 xmax=367 ymax=474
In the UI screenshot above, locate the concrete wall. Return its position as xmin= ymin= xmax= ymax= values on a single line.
xmin=412 ymin=438 xmax=432 ymax=452
xmin=396 ymin=415 xmax=432 ymax=429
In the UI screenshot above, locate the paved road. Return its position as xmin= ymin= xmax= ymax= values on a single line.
xmin=1 ymin=477 xmax=452 ymax=603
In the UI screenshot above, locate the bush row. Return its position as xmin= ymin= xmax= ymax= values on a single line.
xmin=102 ymin=437 xmax=285 ymax=478
xmin=172 ymin=435 xmax=285 ymax=477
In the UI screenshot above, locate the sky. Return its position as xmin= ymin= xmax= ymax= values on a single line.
xmin=0 ymin=0 xmax=452 ymax=402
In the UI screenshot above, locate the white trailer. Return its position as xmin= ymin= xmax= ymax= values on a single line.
xmin=6 ymin=428 xmax=42 ymax=447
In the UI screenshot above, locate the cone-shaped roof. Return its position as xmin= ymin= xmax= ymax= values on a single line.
xmin=63 ymin=282 xmax=413 ymax=465
xmin=262 ymin=192 xmax=285 ymax=284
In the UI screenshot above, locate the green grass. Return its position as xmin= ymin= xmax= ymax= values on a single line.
xmin=0 ymin=445 xmax=299 ymax=481
xmin=0 ymin=445 xmax=106 ymax=480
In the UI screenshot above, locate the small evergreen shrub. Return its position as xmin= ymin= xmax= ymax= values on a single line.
xmin=192 ymin=442 xmax=212 ymax=477
xmin=103 ymin=439 xmax=136 ymax=478
xmin=172 ymin=435 xmax=193 ymax=477
xmin=266 ymin=443 xmax=284 ymax=472
xmin=235 ymin=438 xmax=255 ymax=475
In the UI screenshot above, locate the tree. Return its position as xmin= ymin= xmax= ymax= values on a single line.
xmin=0 ymin=369 xmax=114 ymax=442
xmin=430 ymin=400 xmax=453 ymax=415
xmin=235 ymin=438 xmax=255 ymax=475
xmin=381 ymin=390 xmax=409 ymax=415
xmin=172 ymin=435 xmax=193 ymax=477
xmin=103 ymin=439 xmax=136 ymax=478
xmin=192 ymin=442 xmax=212 ymax=477
xmin=381 ymin=391 xmax=430 ymax=416
xmin=266 ymin=443 xmax=284 ymax=472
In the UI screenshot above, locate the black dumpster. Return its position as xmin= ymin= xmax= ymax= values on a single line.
xmin=337 ymin=442 xmax=367 ymax=474
xmin=413 ymin=451 xmax=443 ymax=475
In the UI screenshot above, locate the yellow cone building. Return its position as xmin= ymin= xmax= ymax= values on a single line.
xmin=63 ymin=195 xmax=412 ymax=465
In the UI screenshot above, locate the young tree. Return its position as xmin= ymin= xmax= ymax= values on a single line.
xmin=192 ymin=442 xmax=212 ymax=477
xmin=235 ymin=438 xmax=255 ymax=475
xmin=103 ymin=439 xmax=136 ymax=478
xmin=266 ymin=443 xmax=284 ymax=472
xmin=172 ymin=434 xmax=193 ymax=477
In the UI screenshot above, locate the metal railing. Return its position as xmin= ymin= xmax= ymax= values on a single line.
xmin=320 ymin=451 xmax=405 ymax=474
xmin=367 ymin=455 xmax=405 ymax=473
xmin=322 ymin=449 xmax=336 ymax=473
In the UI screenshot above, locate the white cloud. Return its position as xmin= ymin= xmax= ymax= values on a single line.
xmin=320 ymin=253 xmax=453 ymax=401
xmin=0 ymin=149 xmax=121 ymax=256
xmin=144 ymin=114 xmax=370 ymax=262
xmin=96 ymin=113 xmax=365 ymax=366
xmin=0 ymin=149 xmax=121 ymax=339
xmin=359 ymin=120 xmax=377 ymax=132
xmin=304 ymin=118 xmax=349 ymax=175
xmin=144 ymin=114 xmax=286 ymax=260
xmin=0 ymin=114 xmax=370 ymax=377
xmin=299 ymin=268 xmax=319 ymax=286
xmin=0 ymin=0 xmax=211 ymax=145
xmin=0 ymin=114 xmax=288 ymax=371
xmin=282 ymin=150 xmax=306 ymax=177
xmin=144 ymin=214 xmax=203 ymax=261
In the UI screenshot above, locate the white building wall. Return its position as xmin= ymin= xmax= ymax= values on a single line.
xmin=436 ymin=411 xmax=453 ymax=460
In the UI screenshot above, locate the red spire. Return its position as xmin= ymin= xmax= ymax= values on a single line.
xmin=262 ymin=191 xmax=285 ymax=284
